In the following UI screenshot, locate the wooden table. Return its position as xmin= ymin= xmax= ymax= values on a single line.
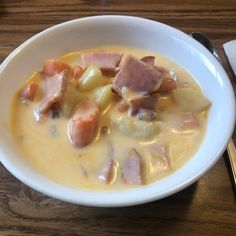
xmin=0 ymin=1 xmax=236 ymax=235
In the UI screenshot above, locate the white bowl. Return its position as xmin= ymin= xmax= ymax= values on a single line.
xmin=0 ymin=16 xmax=235 ymax=207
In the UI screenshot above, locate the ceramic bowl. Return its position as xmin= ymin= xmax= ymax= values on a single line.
xmin=0 ymin=16 xmax=235 ymax=207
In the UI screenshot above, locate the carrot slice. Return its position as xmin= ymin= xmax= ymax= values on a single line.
xmin=73 ymin=65 xmax=84 ymax=80
xmin=20 ymin=83 xmax=38 ymax=101
xmin=68 ymin=100 xmax=99 ymax=148
xmin=43 ymin=59 xmax=72 ymax=76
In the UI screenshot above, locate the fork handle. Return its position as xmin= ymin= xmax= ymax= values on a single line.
xmin=227 ymin=139 xmax=236 ymax=185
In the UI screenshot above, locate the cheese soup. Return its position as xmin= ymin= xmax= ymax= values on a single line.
xmin=10 ymin=46 xmax=211 ymax=190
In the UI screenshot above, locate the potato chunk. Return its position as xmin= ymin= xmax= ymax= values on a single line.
xmin=78 ymin=66 xmax=103 ymax=91
xmin=110 ymin=112 xmax=160 ymax=139
xmin=93 ymin=85 xmax=114 ymax=110
xmin=172 ymin=88 xmax=211 ymax=112
xmin=60 ymin=84 xmax=84 ymax=118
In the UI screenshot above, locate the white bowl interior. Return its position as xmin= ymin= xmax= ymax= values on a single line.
xmin=0 ymin=16 xmax=235 ymax=207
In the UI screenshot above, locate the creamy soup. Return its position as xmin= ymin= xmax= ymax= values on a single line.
xmin=10 ymin=46 xmax=211 ymax=190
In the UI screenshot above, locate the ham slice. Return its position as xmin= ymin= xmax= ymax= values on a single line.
xmin=122 ymin=148 xmax=142 ymax=185
xmin=141 ymin=56 xmax=169 ymax=74
xmin=179 ymin=112 xmax=199 ymax=129
xmin=129 ymin=94 xmax=159 ymax=116
xmin=141 ymin=56 xmax=155 ymax=66
xmin=113 ymin=55 xmax=163 ymax=94
xmin=98 ymin=139 xmax=117 ymax=183
xmin=36 ymin=71 xmax=67 ymax=116
xmin=81 ymin=52 xmax=122 ymax=72
xmin=115 ymin=94 xmax=158 ymax=118
xmin=98 ymin=159 xmax=117 ymax=183
xmin=154 ymin=65 xmax=169 ymax=74
xmin=170 ymin=112 xmax=200 ymax=130
xmin=149 ymin=145 xmax=170 ymax=170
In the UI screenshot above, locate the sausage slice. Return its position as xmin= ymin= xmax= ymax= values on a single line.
xmin=68 ymin=100 xmax=99 ymax=148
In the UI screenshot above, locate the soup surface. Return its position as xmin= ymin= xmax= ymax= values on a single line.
xmin=11 ymin=45 xmax=211 ymax=190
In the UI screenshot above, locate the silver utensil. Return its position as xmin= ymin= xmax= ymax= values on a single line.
xmin=190 ymin=32 xmax=236 ymax=187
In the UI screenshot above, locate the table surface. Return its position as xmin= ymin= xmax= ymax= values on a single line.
xmin=0 ymin=1 xmax=236 ymax=235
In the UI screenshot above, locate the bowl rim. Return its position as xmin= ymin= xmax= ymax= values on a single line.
xmin=0 ymin=15 xmax=235 ymax=207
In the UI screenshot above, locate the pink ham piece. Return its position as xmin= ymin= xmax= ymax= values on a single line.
xmin=68 ymin=100 xmax=99 ymax=148
xmin=179 ymin=112 xmax=199 ymax=129
xmin=129 ymin=93 xmax=159 ymax=116
xmin=98 ymin=159 xmax=117 ymax=184
xmin=154 ymin=65 xmax=169 ymax=74
xmin=122 ymin=148 xmax=142 ymax=185
xmin=98 ymin=139 xmax=116 ymax=183
xmin=141 ymin=56 xmax=155 ymax=66
xmin=141 ymin=56 xmax=169 ymax=75
xmin=149 ymin=145 xmax=170 ymax=170
xmin=113 ymin=55 xmax=163 ymax=94
xmin=36 ymin=71 xmax=67 ymax=116
xmin=170 ymin=112 xmax=200 ymax=130
xmin=81 ymin=52 xmax=122 ymax=72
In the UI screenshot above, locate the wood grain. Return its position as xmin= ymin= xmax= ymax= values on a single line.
xmin=0 ymin=1 xmax=236 ymax=235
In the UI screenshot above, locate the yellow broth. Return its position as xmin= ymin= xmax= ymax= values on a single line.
xmin=10 ymin=46 xmax=209 ymax=190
